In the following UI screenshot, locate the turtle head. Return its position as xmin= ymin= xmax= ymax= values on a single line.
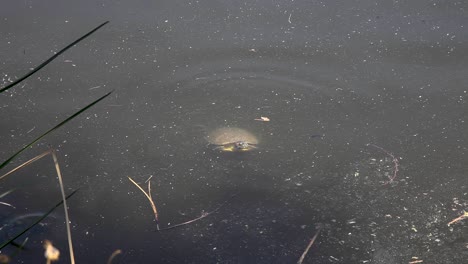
xmin=232 ymin=141 xmax=257 ymax=151
xmin=213 ymin=141 xmax=257 ymax=152
xmin=234 ymin=141 xmax=250 ymax=150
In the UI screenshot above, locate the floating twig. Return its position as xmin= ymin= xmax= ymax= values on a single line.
xmin=447 ymin=211 xmax=468 ymax=226
xmin=145 ymin=175 xmax=153 ymax=183
xmin=297 ymin=227 xmax=322 ymax=264
xmin=254 ymin=116 xmax=270 ymax=122
xmin=367 ymin=143 xmax=400 ymax=184
xmin=159 ymin=211 xmax=211 ymax=231
xmin=159 ymin=194 xmax=237 ymax=231
xmin=128 ymin=176 xmax=160 ymax=230
xmin=107 ymin=249 xmax=122 ymax=264
xmin=127 ymin=176 xmax=237 ymax=232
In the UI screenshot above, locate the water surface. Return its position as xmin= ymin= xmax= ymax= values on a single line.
xmin=0 ymin=0 xmax=467 ymax=263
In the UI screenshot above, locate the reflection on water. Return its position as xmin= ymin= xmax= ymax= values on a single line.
xmin=1 ymin=213 xmax=56 ymax=240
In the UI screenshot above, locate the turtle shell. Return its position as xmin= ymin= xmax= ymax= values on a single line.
xmin=207 ymin=127 xmax=258 ymax=152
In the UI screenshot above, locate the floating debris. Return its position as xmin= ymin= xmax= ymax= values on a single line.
xmin=0 ymin=254 xmax=10 ymax=264
xmin=107 ymin=249 xmax=122 ymax=264
xmin=254 ymin=116 xmax=270 ymax=122
xmin=297 ymin=227 xmax=322 ymax=264
xmin=409 ymin=256 xmax=423 ymax=263
xmin=367 ymin=143 xmax=400 ymax=185
xmin=448 ymin=211 xmax=468 ymax=226
xmin=43 ymin=240 xmax=60 ymax=263
xmin=128 ymin=176 xmax=160 ymax=230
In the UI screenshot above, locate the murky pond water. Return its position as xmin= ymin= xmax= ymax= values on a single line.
xmin=1 ymin=0 xmax=467 ymax=263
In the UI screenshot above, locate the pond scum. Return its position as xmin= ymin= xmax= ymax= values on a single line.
xmin=1 ymin=21 xmax=465 ymax=264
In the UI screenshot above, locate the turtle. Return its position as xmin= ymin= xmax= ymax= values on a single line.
xmin=206 ymin=127 xmax=259 ymax=152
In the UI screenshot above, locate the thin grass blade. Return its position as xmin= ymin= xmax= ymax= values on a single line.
xmin=0 ymin=91 xmax=113 ymax=170
xmin=0 ymin=21 xmax=109 ymax=94
xmin=10 ymin=237 xmax=29 ymax=257
xmin=0 ymin=189 xmax=78 ymax=249
xmin=8 ymin=238 xmax=28 ymax=251
xmin=0 ymin=189 xmax=15 ymax=199
xmin=0 ymin=150 xmax=51 ymax=181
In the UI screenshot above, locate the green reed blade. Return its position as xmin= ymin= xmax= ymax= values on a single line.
xmin=0 ymin=21 xmax=109 ymax=94
xmin=0 ymin=91 xmax=113 ymax=170
xmin=0 ymin=189 xmax=78 ymax=249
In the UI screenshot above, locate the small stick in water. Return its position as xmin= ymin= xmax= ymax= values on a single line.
xmin=107 ymin=249 xmax=122 ymax=264
xmin=128 ymin=176 xmax=160 ymax=230
xmin=297 ymin=227 xmax=322 ymax=264
xmin=159 ymin=193 xmax=238 ymax=231
xmin=447 ymin=211 xmax=468 ymax=226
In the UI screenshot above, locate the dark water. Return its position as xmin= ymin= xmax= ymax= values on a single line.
xmin=1 ymin=0 xmax=467 ymax=263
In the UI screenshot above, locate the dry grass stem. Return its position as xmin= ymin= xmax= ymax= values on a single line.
xmin=159 ymin=208 xmax=214 ymax=231
xmin=368 ymin=143 xmax=400 ymax=184
xmin=145 ymin=175 xmax=153 ymax=183
xmin=0 ymin=149 xmax=75 ymax=262
xmin=148 ymin=181 xmax=153 ymax=201
xmin=159 ymin=194 xmax=237 ymax=231
xmin=0 ymin=150 xmax=51 ymax=181
xmin=447 ymin=211 xmax=468 ymax=226
xmin=297 ymin=227 xmax=322 ymax=264
xmin=0 ymin=201 xmax=15 ymax=209
xmin=106 ymin=249 xmax=122 ymax=264
xmin=128 ymin=176 xmax=160 ymax=230
xmin=51 ymin=150 xmax=75 ymax=264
